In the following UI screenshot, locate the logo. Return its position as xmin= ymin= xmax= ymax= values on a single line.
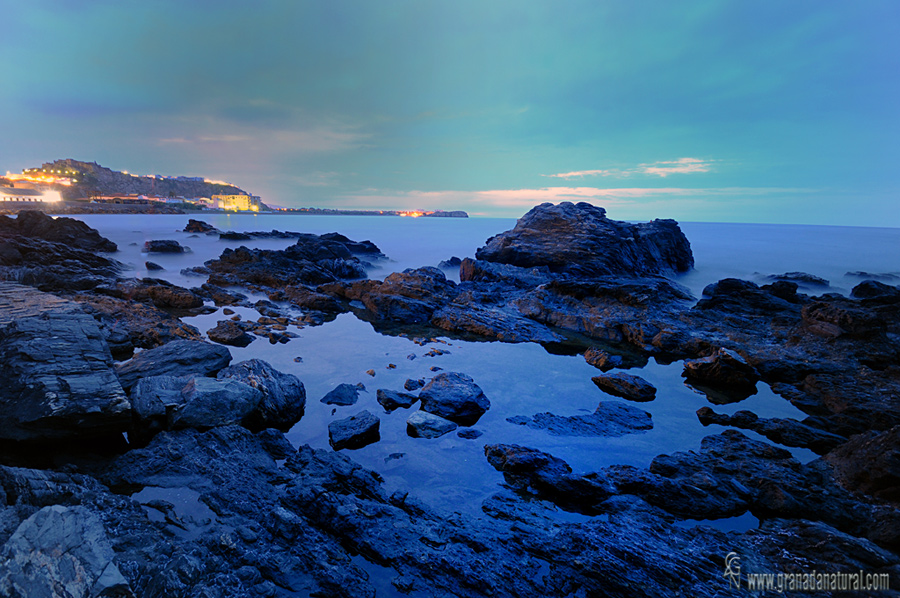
xmin=724 ymin=552 xmax=742 ymax=589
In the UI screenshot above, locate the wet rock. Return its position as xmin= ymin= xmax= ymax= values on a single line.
xmin=114 ymin=278 xmax=205 ymax=310
xmin=328 ymin=410 xmax=380 ymax=450
xmin=457 ymin=429 xmax=483 ymax=439
xmin=846 ymin=271 xmax=900 ymax=283
xmin=682 ymin=348 xmax=760 ymax=402
xmin=115 ymin=339 xmax=232 ymax=391
xmin=0 ymin=231 xmax=122 ymax=292
xmin=764 ymin=271 xmax=830 ymax=287
xmin=320 ymin=383 xmax=361 ymax=406
xmin=419 ymin=372 xmax=490 ymax=426
xmin=143 ymin=239 xmax=186 ymax=253
xmin=131 ymin=375 xmax=263 ymax=434
xmin=508 ymin=401 xmax=652 ymax=437
xmin=0 ymin=505 xmax=133 ymax=598
xmin=583 ymin=347 xmax=623 ymax=371
xmin=851 ymin=280 xmax=900 ymax=301
xmin=207 ymin=320 xmax=254 ymax=347
xmin=459 ymin=258 xmax=554 ymax=288
xmin=184 ymin=219 xmax=218 ymax=234
xmin=334 ymin=267 xmax=458 ymax=324
xmin=406 ymin=411 xmax=458 ymax=438
xmin=376 ymin=389 xmax=418 ymax=412
xmin=801 ymin=300 xmax=886 ymax=339
xmin=432 ymin=302 xmax=563 ymax=343
xmin=438 ymin=256 xmax=462 ymax=269
xmin=696 ymin=407 xmax=847 ymax=454
xmin=825 ymin=426 xmax=900 ymax=504
xmin=475 ymin=202 xmax=693 ymax=277
xmin=145 ymin=261 xmax=164 ymax=271
xmin=0 ymin=210 xmax=117 ymax=252
xmin=275 ymin=285 xmax=344 ymax=312
xmin=404 ymin=378 xmax=425 ymax=391
xmin=0 ymin=283 xmax=130 ymax=441
xmin=591 ymin=372 xmax=657 ymax=402
xmin=219 ymin=231 xmax=252 ymax=241
xmin=217 ymin=359 xmax=306 ymax=432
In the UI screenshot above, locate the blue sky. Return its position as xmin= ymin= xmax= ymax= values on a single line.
xmin=1 ymin=1 xmax=897 ymax=223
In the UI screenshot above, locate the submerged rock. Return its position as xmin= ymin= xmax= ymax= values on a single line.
xmin=145 ymin=261 xmax=164 ymax=271
xmin=591 ymin=372 xmax=657 ymax=402
xmin=406 ymin=411 xmax=458 ymax=438
xmin=328 ymin=410 xmax=380 ymax=450
xmin=320 ymin=383 xmax=361 ymax=406
xmin=115 ymin=339 xmax=232 ymax=391
xmin=376 ymin=388 xmax=418 ymax=412
xmin=217 ymin=359 xmax=306 ymax=432
xmin=419 ymin=372 xmax=490 ymax=426
xmin=184 ymin=219 xmax=218 ymax=234
xmin=682 ymin=348 xmax=760 ymax=402
xmin=696 ymin=406 xmax=846 ymax=454
xmin=508 ymin=400 xmax=653 ymax=437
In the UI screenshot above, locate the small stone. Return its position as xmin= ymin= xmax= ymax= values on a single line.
xmin=321 ymin=383 xmax=361 ymax=406
xmin=293 ymin=356 xmax=303 ymax=363
xmin=387 ymin=363 xmax=397 ymax=370
xmin=223 ymin=308 xmax=235 ymax=315
xmin=591 ymin=372 xmax=657 ymax=402
xmin=457 ymin=429 xmax=483 ymax=440
xmin=145 ymin=261 xmax=164 ymax=271
xmin=366 ymin=369 xmax=376 ymax=377
xmin=430 ymin=366 xmax=442 ymax=372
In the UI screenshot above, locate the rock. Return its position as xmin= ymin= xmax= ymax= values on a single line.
xmin=334 ymin=267 xmax=458 ymax=324
xmin=852 ymin=280 xmax=900 ymax=301
xmin=459 ymin=258 xmax=554 ymax=288
xmin=145 ymin=261 xmax=164 ymax=271
xmin=696 ymin=407 xmax=847 ymax=454
xmin=457 ymin=429 xmax=483 ymax=439
xmin=0 ymin=505 xmax=133 ymax=598
xmin=0 ymin=210 xmax=117 ymax=252
xmin=507 ymin=401 xmax=653 ymax=437
xmin=116 ymin=279 xmax=205 ymax=310
xmin=474 ymin=202 xmax=693 ymax=277
xmin=438 ymin=256 xmax=462 ymax=269
xmin=143 ymin=239 xmax=186 ymax=253
xmin=131 ymin=375 xmax=263 ymax=433
xmin=320 ymin=383 xmax=361 ymax=406
xmin=207 ymin=320 xmax=254 ymax=347
xmin=801 ymin=300 xmax=886 ymax=339
xmin=431 ymin=302 xmax=564 ymax=343
xmin=406 ymin=411 xmax=458 ymax=438
xmin=0 ymin=283 xmax=130 ymax=441
xmin=115 ymin=339 xmax=232 ymax=391
xmin=196 ymin=283 xmax=247 ymax=306
xmin=419 ymin=372 xmax=490 ymax=426
xmin=583 ymin=347 xmax=623 ymax=371
xmin=184 ymin=219 xmax=218 ymax=233
xmin=276 ymin=285 xmax=344 ymax=312
xmin=591 ymin=372 xmax=657 ymax=402
xmin=765 ymin=271 xmax=830 ymax=286
xmin=682 ymin=348 xmax=760 ymax=402
xmin=217 ymin=359 xmax=306 ymax=432
xmin=328 ymin=410 xmax=380 ymax=450
xmin=219 ymin=231 xmax=252 ymax=241
xmin=846 ymin=271 xmax=900 ymax=283
xmin=825 ymin=426 xmax=900 ymax=504
xmin=404 ymin=378 xmax=425 ymax=391
xmin=376 ymin=389 xmax=419 ymax=412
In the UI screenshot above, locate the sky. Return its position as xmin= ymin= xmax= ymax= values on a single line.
xmin=1 ymin=1 xmax=898 ymax=224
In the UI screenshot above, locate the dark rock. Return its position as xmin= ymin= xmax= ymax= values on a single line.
xmin=207 ymin=320 xmax=254 ymax=347
xmin=825 ymin=426 xmax=900 ymax=504
xmin=219 ymin=231 xmax=252 ymax=241
xmin=196 ymin=283 xmax=247 ymax=306
xmin=852 ymin=280 xmax=900 ymax=302
xmin=319 ymin=232 xmax=384 ymax=256
xmin=419 ymin=372 xmax=490 ymax=426
xmin=320 ymin=383 xmax=361 ymax=406
xmin=115 ymin=339 xmax=232 ymax=391
xmin=459 ymin=258 xmax=554 ymax=288
xmin=116 ymin=279 xmax=204 ymax=310
xmin=457 ymin=429 xmax=483 ymax=439
xmin=334 ymin=267 xmax=458 ymax=324
xmin=0 ymin=210 xmax=117 ymax=252
xmin=0 ymin=505 xmax=133 ymax=597
xmin=696 ymin=407 xmax=847 ymax=454
xmin=591 ymin=372 xmax=657 ymax=402
xmin=508 ymin=401 xmax=652 ymax=437
xmin=438 ymin=256 xmax=462 ymax=269
xmin=432 ymin=302 xmax=563 ymax=343
xmin=765 ymin=271 xmax=830 ymax=286
xmin=376 ymin=389 xmax=418 ymax=412
xmin=846 ymin=271 xmax=900 ymax=282
xmin=277 ymin=285 xmax=344 ymax=312
xmin=184 ymin=219 xmax=218 ymax=234
xmin=801 ymin=300 xmax=886 ymax=339
xmin=583 ymin=347 xmax=623 ymax=371
xmin=143 ymin=239 xmax=186 ymax=253
xmin=0 ymin=283 xmax=130 ymax=441
xmin=0 ymin=232 xmax=122 ymax=292
xmin=328 ymin=410 xmax=380 ymax=450
xmin=145 ymin=261 xmax=164 ymax=271
xmin=475 ymin=202 xmax=693 ymax=277
xmin=403 ymin=378 xmax=425 ymax=391
xmin=682 ymin=348 xmax=760 ymax=402
xmin=406 ymin=411 xmax=458 ymax=438
xmin=217 ymin=359 xmax=306 ymax=432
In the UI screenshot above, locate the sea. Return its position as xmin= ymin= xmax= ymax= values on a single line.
xmin=69 ymin=213 xmax=900 ymax=530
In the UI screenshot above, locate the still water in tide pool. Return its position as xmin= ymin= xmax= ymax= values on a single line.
xmin=70 ymin=213 xmax=900 ymax=522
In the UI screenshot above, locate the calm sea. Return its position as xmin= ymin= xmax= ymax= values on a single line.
xmin=70 ymin=213 xmax=900 ymax=525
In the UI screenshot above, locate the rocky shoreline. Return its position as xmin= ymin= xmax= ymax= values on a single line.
xmin=0 ymin=203 xmax=898 ymax=596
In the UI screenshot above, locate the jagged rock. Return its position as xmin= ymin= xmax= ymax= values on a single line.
xmin=802 ymin=300 xmax=886 ymax=339
xmin=143 ymin=239 xmax=186 ymax=253
xmin=207 ymin=320 xmax=254 ymax=347
xmin=764 ymin=271 xmax=830 ymax=287
xmin=131 ymin=375 xmax=263 ymax=434
xmin=116 ymin=278 xmax=204 ymax=310
xmin=217 ymin=359 xmax=306 ymax=432
xmin=0 ymin=505 xmax=133 ymax=598
xmin=184 ymin=219 xmax=218 ymax=234
xmin=583 ymin=347 xmax=623 ymax=371
xmin=0 ymin=283 xmax=130 ymax=441
xmin=320 ymin=383 xmax=361 ymax=406
xmin=376 ymin=389 xmax=419 ymax=412
xmin=591 ymin=372 xmax=657 ymax=402
xmin=332 ymin=267 xmax=458 ymax=324
xmin=404 ymin=378 xmax=425 ymax=391
xmin=696 ymin=407 xmax=847 ymax=454
xmin=419 ymin=372 xmax=490 ymax=426
xmin=0 ymin=232 xmax=122 ymax=292
xmin=274 ymin=285 xmax=344 ymax=312
xmin=475 ymin=202 xmax=693 ymax=277
xmin=431 ymin=302 xmax=564 ymax=343
xmin=438 ymin=256 xmax=462 ymax=269
xmin=195 ymin=283 xmax=247 ymax=306
xmin=852 ymin=280 xmax=900 ymax=301
xmin=328 ymin=410 xmax=380 ymax=450
xmin=507 ymin=401 xmax=652 ymax=437
xmin=406 ymin=411 xmax=457 ymax=438
xmin=115 ymin=339 xmax=232 ymax=391
xmin=0 ymin=210 xmax=117 ymax=252
xmin=682 ymin=348 xmax=760 ymax=402
xmin=459 ymin=258 xmax=554 ymax=288
xmin=825 ymin=426 xmax=900 ymax=504
xmin=145 ymin=261 xmax=164 ymax=271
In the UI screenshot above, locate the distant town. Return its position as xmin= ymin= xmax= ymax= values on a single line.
xmin=0 ymin=159 xmax=467 ymax=217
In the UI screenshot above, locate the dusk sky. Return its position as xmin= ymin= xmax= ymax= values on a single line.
xmin=2 ymin=1 xmax=897 ymax=223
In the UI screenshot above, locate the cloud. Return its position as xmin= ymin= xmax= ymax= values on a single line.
xmin=544 ymin=158 xmax=714 ymax=179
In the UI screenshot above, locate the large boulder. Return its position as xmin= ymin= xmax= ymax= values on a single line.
xmin=0 ymin=505 xmax=133 ymax=597
xmin=217 ymin=359 xmax=306 ymax=431
xmin=475 ymin=202 xmax=693 ymax=277
xmin=328 ymin=410 xmax=380 ymax=450
xmin=418 ymin=372 xmax=490 ymax=426
xmin=115 ymin=339 xmax=232 ymax=391
xmin=0 ymin=283 xmax=130 ymax=441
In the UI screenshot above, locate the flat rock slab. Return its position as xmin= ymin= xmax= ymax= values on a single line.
xmin=419 ymin=372 xmax=490 ymax=426
xmin=407 ymin=411 xmax=458 ymax=439
xmin=329 ymin=410 xmax=380 ymax=450
xmin=217 ymin=359 xmax=306 ymax=432
xmin=115 ymin=339 xmax=232 ymax=391
xmin=508 ymin=401 xmax=653 ymax=437
xmin=377 ymin=389 xmax=419 ymax=412
xmin=321 ymin=383 xmax=361 ymax=406
xmin=0 ymin=282 xmax=130 ymax=441
xmin=591 ymin=372 xmax=657 ymax=402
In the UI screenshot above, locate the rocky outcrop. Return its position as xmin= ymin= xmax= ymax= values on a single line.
xmin=114 ymin=278 xmax=205 ymax=310
xmin=431 ymin=302 xmax=563 ymax=343
xmin=0 ymin=210 xmax=117 ymax=252
xmin=825 ymin=426 xmax=900 ymax=504
xmin=0 ymin=283 xmax=130 ymax=441
xmin=682 ymin=348 xmax=760 ymax=403
xmin=330 ymin=267 xmax=458 ymax=325
xmin=418 ymin=372 xmax=490 ymax=426
xmin=207 ymin=320 xmax=254 ymax=347
xmin=696 ymin=407 xmax=847 ymax=454
xmin=216 ymin=359 xmax=306 ymax=432
xmin=328 ymin=410 xmax=380 ymax=450
xmin=114 ymin=339 xmax=232 ymax=391
xmin=474 ymin=202 xmax=693 ymax=277
xmin=184 ymin=219 xmax=218 ymax=234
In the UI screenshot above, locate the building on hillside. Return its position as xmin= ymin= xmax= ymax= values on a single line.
xmin=211 ymin=194 xmax=260 ymax=211
xmin=0 ymin=186 xmax=60 ymax=203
